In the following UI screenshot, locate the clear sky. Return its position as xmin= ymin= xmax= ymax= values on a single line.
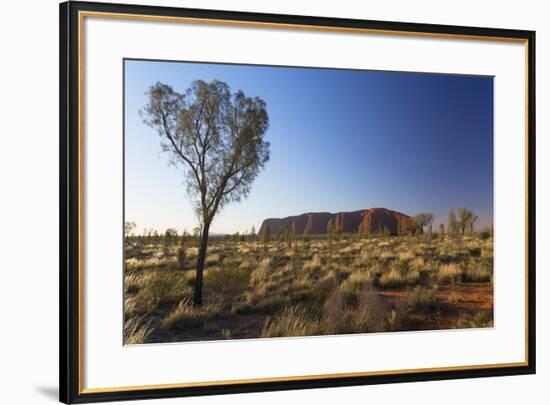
xmin=124 ymin=59 xmax=493 ymax=235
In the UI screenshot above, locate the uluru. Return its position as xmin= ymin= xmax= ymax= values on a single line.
xmin=259 ymin=208 xmax=414 ymax=236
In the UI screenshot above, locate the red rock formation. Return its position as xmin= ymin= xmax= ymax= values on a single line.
xmin=259 ymin=208 xmax=413 ymax=236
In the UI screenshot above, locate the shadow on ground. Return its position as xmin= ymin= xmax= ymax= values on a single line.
xmin=35 ymin=386 xmax=58 ymax=401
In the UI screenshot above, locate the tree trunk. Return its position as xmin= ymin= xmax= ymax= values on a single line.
xmin=193 ymin=221 xmax=211 ymax=305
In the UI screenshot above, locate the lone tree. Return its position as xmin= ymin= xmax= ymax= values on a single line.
xmin=458 ymin=208 xmax=478 ymax=234
xmin=142 ymin=80 xmax=270 ymax=305
xmin=124 ymin=221 xmax=136 ymax=239
xmin=448 ymin=209 xmax=458 ymax=235
xmin=250 ymin=225 xmax=256 ymax=242
xmin=163 ymin=228 xmax=178 ymax=257
xmin=457 ymin=208 xmax=478 ymax=234
xmin=411 ymin=213 xmax=434 ymax=234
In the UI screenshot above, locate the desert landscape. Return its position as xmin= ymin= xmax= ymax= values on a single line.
xmin=124 ymin=208 xmax=493 ymax=344
xmin=124 ymin=61 xmax=494 ymax=344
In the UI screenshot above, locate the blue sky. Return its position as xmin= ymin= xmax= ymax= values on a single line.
xmin=124 ymin=59 xmax=493 ymax=235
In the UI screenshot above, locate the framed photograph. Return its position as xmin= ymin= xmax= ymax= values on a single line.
xmin=60 ymin=1 xmax=535 ymax=403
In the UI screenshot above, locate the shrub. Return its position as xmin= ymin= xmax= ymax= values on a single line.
xmin=203 ymin=266 xmax=249 ymax=291
xmin=408 ymin=287 xmax=437 ymax=313
xmin=134 ymin=270 xmax=189 ymax=313
xmin=467 ymin=247 xmax=482 ymax=257
xmin=479 ymin=230 xmax=491 ymax=240
xmin=323 ymin=289 xmax=389 ymax=334
xmin=253 ymin=294 xmax=289 ymax=314
xmin=298 ymin=271 xmax=338 ymax=305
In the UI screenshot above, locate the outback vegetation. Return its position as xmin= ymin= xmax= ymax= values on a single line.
xmin=125 ymin=78 xmax=493 ymax=344
xmin=124 ymin=216 xmax=493 ymax=344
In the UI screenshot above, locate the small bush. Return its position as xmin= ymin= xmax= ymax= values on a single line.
xmin=323 ymin=289 xmax=389 ymax=334
xmin=253 ymin=294 xmax=289 ymax=314
xmin=479 ymin=231 xmax=491 ymax=240
xmin=203 ymin=267 xmax=249 ymax=291
xmin=408 ymin=287 xmax=437 ymax=313
xmin=133 ymin=270 xmax=189 ymax=313
xmin=467 ymin=247 xmax=482 ymax=257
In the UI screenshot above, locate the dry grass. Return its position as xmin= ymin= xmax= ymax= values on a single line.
xmin=451 ymin=311 xmax=493 ymax=329
xmin=379 ymin=267 xmax=420 ymax=289
xmin=124 ymin=233 xmax=493 ymax=343
xmin=438 ymin=263 xmax=463 ymax=284
xmin=161 ymin=297 xmax=222 ymax=330
xmin=408 ymin=287 xmax=438 ymax=313
xmin=124 ymin=316 xmax=153 ymax=344
xmin=260 ymin=306 xmax=321 ymax=338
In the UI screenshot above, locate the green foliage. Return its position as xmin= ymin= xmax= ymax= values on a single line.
xmin=203 ymin=267 xmax=250 ymax=291
xmin=142 ymin=79 xmax=271 ymax=304
xmin=133 ymin=271 xmax=189 ymax=313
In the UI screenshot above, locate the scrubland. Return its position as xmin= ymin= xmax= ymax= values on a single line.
xmin=124 ymin=233 xmax=493 ymax=344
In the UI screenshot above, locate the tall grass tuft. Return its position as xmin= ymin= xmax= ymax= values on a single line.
xmin=260 ymin=306 xmax=321 ymax=338
xmin=438 ymin=263 xmax=463 ymax=284
xmin=161 ymin=297 xmax=222 ymax=330
xmin=124 ymin=316 xmax=153 ymax=344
